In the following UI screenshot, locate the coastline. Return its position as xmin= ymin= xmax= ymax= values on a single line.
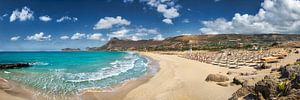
xmin=123 ymin=52 xmax=241 ymax=100
xmin=79 ymin=52 xmax=160 ymax=100
xmin=1 ymin=49 xmax=299 ymax=100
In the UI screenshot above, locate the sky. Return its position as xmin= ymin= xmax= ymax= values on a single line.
xmin=1 ymin=0 xmax=299 ymax=51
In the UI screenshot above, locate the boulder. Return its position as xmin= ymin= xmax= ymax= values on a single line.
xmin=229 ymin=86 xmax=255 ymax=100
xmin=254 ymin=75 xmax=280 ymax=99
xmin=0 ymin=63 xmax=30 ymax=69
xmin=280 ymin=65 xmax=300 ymax=79
xmin=205 ymin=74 xmax=229 ymax=82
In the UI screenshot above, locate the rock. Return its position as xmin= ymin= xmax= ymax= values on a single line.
xmin=278 ymin=89 xmax=300 ymax=100
xmin=216 ymin=82 xmax=228 ymax=87
xmin=227 ymin=71 xmax=233 ymax=75
xmin=233 ymin=76 xmax=247 ymax=85
xmin=255 ymin=63 xmax=271 ymax=70
xmin=280 ymin=64 xmax=300 ymax=79
xmin=0 ymin=63 xmax=30 ymax=69
xmin=230 ymin=86 xmax=255 ymax=100
xmin=254 ymin=75 xmax=279 ymax=99
xmin=291 ymin=72 xmax=300 ymax=89
xmin=242 ymin=79 xmax=256 ymax=87
xmin=205 ymin=74 xmax=229 ymax=82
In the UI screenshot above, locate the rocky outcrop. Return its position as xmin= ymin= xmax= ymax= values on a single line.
xmin=61 ymin=48 xmax=81 ymax=51
xmin=205 ymin=74 xmax=229 ymax=82
xmin=230 ymin=64 xmax=300 ymax=100
xmin=0 ymin=63 xmax=30 ymax=69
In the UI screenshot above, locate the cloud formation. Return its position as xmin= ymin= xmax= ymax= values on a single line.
xmin=153 ymin=34 xmax=164 ymax=40
xmin=157 ymin=4 xmax=179 ymax=24
xmin=56 ymin=16 xmax=78 ymax=22
xmin=10 ymin=36 xmax=21 ymax=41
xmin=93 ymin=16 xmax=130 ymax=30
xmin=10 ymin=6 xmax=34 ymax=22
xmin=39 ymin=15 xmax=52 ymax=22
xmin=87 ymin=33 xmax=103 ymax=40
xmin=200 ymin=0 xmax=300 ymax=34
xmin=107 ymin=29 xmax=129 ymax=39
xmin=71 ymin=33 xmax=86 ymax=40
xmin=106 ymin=27 xmax=163 ymax=41
xmin=0 ymin=14 xmax=8 ymax=21
xmin=140 ymin=0 xmax=180 ymax=24
xmin=26 ymin=32 xmax=51 ymax=41
xmin=60 ymin=36 xmax=69 ymax=40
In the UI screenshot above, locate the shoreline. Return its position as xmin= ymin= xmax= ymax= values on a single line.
xmin=0 ymin=52 xmax=160 ymax=100
xmin=79 ymin=52 xmax=160 ymax=100
xmin=1 ymin=49 xmax=299 ymax=100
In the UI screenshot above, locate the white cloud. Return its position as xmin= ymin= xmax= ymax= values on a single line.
xmin=123 ymin=0 xmax=134 ymax=3
xmin=71 ymin=33 xmax=86 ymax=40
xmin=0 ymin=14 xmax=8 ymax=20
xmin=93 ymin=16 xmax=130 ymax=30
xmin=10 ymin=6 xmax=34 ymax=22
xmin=107 ymin=29 xmax=129 ymax=39
xmin=200 ymin=0 xmax=300 ymax=34
xmin=129 ymin=35 xmax=141 ymax=41
xmin=140 ymin=0 xmax=180 ymax=24
xmin=135 ymin=27 xmax=159 ymax=36
xmin=157 ymin=4 xmax=179 ymax=19
xmin=182 ymin=19 xmax=190 ymax=23
xmin=60 ymin=36 xmax=69 ymax=40
xmin=87 ymin=33 xmax=103 ymax=40
xmin=162 ymin=18 xmax=173 ymax=24
xmin=39 ymin=15 xmax=52 ymax=22
xmin=25 ymin=32 xmax=51 ymax=41
xmin=56 ymin=16 xmax=78 ymax=22
xmin=153 ymin=34 xmax=164 ymax=40
xmin=10 ymin=36 xmax=20 ymax=41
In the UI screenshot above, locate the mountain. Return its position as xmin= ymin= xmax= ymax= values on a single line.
xmin=86 ymin=34 xmax=300 ymax=51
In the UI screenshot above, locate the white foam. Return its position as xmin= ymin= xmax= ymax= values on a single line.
xmin=29 ymin=62 xmax=49 ymax=66
xmin=4 ymin=71 xmax=11 ymax=74
xmin=65 ymin=53 xmax=145 ymax=83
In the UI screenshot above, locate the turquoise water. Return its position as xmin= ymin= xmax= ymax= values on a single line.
xmin=0 ymin=51 xmax=148 ymax=95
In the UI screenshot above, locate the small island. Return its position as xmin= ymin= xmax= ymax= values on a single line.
xmin=61 ymin=48 xmax=81 ymax=52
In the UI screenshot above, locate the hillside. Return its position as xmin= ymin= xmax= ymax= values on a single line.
xmin=86 ymin=34 xmax=300 ymax=51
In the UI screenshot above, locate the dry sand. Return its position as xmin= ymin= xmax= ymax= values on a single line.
xmin=123 ymin=52 xmax=241 ymax=100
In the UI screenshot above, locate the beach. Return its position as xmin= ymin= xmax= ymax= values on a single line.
xmin=1 ymin=49 xmax=300 ymax=100
xmin=123 ymin=52 xmax=241 ymax=100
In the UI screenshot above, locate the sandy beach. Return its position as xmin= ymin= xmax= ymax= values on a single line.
xmin=1 ymin=49 xmax=299 ymax=100
xmin=123 ymin=52 xmax=241 ymax=100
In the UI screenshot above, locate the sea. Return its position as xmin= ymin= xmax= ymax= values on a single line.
xmin=0 ymin=51 xmax=149 ymax=95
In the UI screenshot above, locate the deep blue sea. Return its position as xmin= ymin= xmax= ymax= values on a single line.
xmin=0 ymin=51 xmax=148 ymax=95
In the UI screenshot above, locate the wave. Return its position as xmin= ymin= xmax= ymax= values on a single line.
xmin=65 ymin=53 xmax=145 ymax=83
xmin=29 ymin=62 xmax=49 ymax=66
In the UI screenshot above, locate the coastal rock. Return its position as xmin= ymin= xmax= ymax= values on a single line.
xmin=0 ymin=63 xmax=30 ymax=69
xmin=254 ymin=75 xmax=279 ymax=99
xmin=280 ymin=64 xmax=300 ymax=79
xmin=233 ymin=76 xmax=251 ymax=85
xmin=242 ymin=79 xmax=256 ymax=87
xmin=229 ymin=86 xmax=255 ymax=100
xmin=205 ymin=74 xmax=229 ymax=82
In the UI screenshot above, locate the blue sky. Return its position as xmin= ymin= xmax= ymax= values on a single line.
xmin=0 ymin=0 xmax=287 ymax=51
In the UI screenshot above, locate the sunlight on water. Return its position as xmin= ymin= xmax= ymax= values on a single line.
xmin=0 ymin=52 xmax=148 ymax=95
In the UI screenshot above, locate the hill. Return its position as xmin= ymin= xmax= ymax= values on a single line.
xmin=86 ymin=34 xmax=300 ymax=51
